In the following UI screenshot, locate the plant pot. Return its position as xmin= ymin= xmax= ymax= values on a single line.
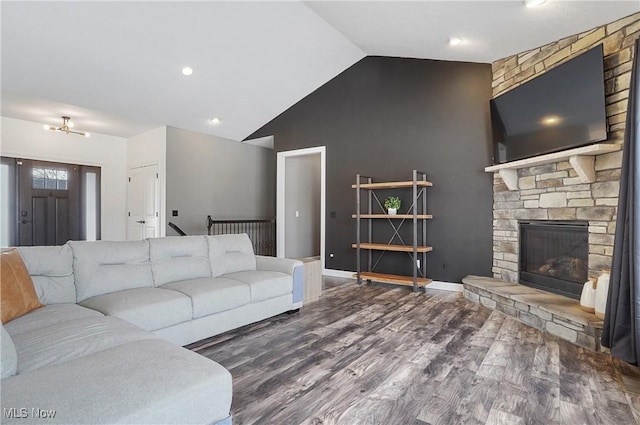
xmin=387 ymin=208 xmax=397 ymax=215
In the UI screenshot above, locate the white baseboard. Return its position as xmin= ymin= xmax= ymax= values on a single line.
xmin=322 ymin=269 xmax=354 ymax=279
xmin=425 ymin=281 xmax=464 ymax=292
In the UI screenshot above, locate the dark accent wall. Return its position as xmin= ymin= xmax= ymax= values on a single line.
xmin=249 ymin=56 xmax=494 ymax=282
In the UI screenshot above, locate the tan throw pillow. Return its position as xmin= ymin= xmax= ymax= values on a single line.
xmin=1 ymin=249 xmax=43 ymax=323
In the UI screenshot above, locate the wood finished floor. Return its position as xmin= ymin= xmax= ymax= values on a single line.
xmin=188 ymin=278 xmax=640 ymax=425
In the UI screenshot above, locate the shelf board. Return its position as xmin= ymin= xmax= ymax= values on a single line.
xmin=356 ymin=272 xmax=432 ymax=287
xmin=351 ymin=180 xmax=433 ymax=189
xmin=352 ymin=214 xmax=433 ymax=219
xmin=352 ymin=243 xmax=433 ymax=253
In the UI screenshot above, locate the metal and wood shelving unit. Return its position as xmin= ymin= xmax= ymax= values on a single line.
xmin=352 ymin=170 xmax=433 ymax=291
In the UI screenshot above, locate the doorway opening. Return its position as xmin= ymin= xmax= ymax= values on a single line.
xmin=276 ymin=147 xmax=326 ymax=269
xmin=0 ymin=157 xmax=101 ymax=246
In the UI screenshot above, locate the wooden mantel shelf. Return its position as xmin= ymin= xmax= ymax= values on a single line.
xmin=484 ymin=143 xmax=622 ymax=190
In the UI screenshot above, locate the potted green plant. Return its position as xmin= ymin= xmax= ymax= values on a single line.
xmin=384 ymin=196 xmax=401 ymax=215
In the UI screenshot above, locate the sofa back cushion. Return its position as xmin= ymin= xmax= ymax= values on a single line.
xmin=206 ymin=234 xmax=256 ymax=277
xmin=149 ymin=236 xmax=211 ymax=286
xmin=68 ymin=240 xmax=153 ymax=302
xmin=17 ymin=245 xmax=76 ymax=304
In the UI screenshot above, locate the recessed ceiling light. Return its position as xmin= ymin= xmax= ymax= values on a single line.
xmin=448 ymin=37 xmax=464 ymax=46
xmin=525 ymin=0 xmax=547 ymax=8
xmin=208 ymin=117 xmax=221 ymax=125
xmin=181 ymin=66 xmax=193 ymax=76
xmin=542 ymin=115 xmax=561 ymax=125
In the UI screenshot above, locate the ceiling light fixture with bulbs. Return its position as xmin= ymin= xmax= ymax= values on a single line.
xmin=181 ymin=66 xmax=193 ymax=76
xmin=208 ymin=117 xmax=221 ymax=125
xmin=448 ymin=37 xmax=464 ymax=46
xmin=43 ymin=116 xmax=90 ymax=137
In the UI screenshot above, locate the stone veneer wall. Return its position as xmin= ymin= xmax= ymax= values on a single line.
xmin=490 ymin=13 xmax=640 ymax=283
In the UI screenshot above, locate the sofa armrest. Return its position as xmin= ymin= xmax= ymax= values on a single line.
xmin=256 ymin=256 xmax=304 ymax=307
xmin=255 ymin=255 xmax=303 ymax=276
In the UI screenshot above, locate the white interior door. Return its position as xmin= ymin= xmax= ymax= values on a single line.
xmin=127 ymin=164 xmax=160 ymax=240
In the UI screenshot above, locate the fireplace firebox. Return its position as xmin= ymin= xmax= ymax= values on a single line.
xmin=519 ymin=221 xmax=588 ymax=300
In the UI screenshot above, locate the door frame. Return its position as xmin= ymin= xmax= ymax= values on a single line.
xmin=276 ymin=146 xmax=326 ymax=270
xmin=12 ymin=158 xmax=101 ymax=245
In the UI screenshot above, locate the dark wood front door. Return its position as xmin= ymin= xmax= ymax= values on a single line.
xmin=17 ymin=159 xmax=80 ymax=246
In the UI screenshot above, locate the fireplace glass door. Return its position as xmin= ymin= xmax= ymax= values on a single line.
xmin=519 ymin=221 xmax=588 ymax=300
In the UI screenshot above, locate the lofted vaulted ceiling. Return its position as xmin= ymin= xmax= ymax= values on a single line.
xmin=1 ymin=1 xmax=638 ymax=140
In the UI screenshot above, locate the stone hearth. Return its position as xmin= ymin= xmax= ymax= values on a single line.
xmin=463 ymin=275 xmax=604 ymax=351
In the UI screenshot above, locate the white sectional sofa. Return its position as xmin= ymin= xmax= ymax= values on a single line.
xmin=1 ymin=234 xmax=304 ymax=425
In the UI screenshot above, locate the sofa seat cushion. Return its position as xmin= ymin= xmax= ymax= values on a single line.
xmin=80 ymin=288 xmax=192 ymax=331
xmin=0 ymin=339 xmax=232 ymax=425
xmin=1 ymin=324 xmax=17 ymax=378
xmin=161 ymin=278 xmax=251 ymax=319
xmin=223 ymin=270 xmax=292 ymax=302
xmin=4 ymin=304 xmax=104 ymax=336
xmin=11 ymin=316 xmax=156 ymax=375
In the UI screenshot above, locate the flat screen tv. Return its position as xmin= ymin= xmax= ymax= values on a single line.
xmin=491 ymin=44 xmax=607 ymax=164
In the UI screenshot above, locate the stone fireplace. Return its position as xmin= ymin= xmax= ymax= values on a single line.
xmin=468 ymin=161 xmax=621 ymax=351
xmin=462 ymin=13 xmax=637 ymax=352
xmin=470 ymin=148 xmax=622 ymax=352
xmin=491 ymin=154 xmax=620 ymax=290
xmin=487 ymin=13 xmax=636 ymax=293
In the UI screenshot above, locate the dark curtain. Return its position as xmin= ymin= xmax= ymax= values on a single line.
xmin=602 ymin=38 xmax=640 ymax=365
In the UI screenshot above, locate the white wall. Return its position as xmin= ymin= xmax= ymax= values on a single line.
xmin=0 ymin=116 xmax=128 ymax=241
xmin=127 ymin=126 xmax=167 ymax=236
xmin=165 ymin=126 xmax=275 ymax=235
xmin=127 ymin=126 xmax=167 ymax=168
